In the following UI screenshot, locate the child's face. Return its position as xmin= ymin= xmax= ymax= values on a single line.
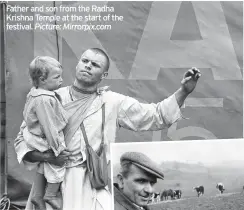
xmin=45 ymin=66 xmax=63 ymax=91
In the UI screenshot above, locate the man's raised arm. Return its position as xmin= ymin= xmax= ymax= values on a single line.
xmin=175 ymin=67 xmax=201 ymax=107
xmin=116 ymin=67 xmax=201 ymax=132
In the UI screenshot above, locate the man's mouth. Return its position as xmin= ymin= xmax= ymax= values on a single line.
xmin=140 ymin=195 xmax=150 ymax=201
xmin=80 ymin=70 xmax=92 ymax=75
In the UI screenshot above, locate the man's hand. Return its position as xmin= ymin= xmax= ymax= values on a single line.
xmin=43 ymin=149 xmax=72 ymax=167
xmin=181 ymin=67 xmax=201 ymax=95
xmin=175 ymin=67 xmax=201 ymax=107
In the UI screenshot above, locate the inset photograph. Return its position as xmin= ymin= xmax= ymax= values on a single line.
xmin=111 ymin=139 xmax=244 ymax=210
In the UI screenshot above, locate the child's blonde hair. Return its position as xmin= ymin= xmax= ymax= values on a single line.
xmin=29 ymin=56 xmax=62 ymax=88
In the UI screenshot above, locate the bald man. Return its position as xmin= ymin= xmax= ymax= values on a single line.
xmin=15 ymin=48 xmax=201 ymax=210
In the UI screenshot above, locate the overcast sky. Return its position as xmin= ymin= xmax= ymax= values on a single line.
xmin=111 ymin=139 xmax=244 ymax=166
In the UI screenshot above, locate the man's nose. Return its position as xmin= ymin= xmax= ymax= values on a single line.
xmin=144 ymin=183 xmax=154 ymax=193
xmin=85 ymin=61 xmax=92 ymax=70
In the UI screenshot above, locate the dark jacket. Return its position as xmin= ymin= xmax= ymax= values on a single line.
xmin=114 ymin=184 xmax=150 ymax=210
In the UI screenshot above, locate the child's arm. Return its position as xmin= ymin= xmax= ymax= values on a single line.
xmin=35 ymin=95 xmax=68 ymax=157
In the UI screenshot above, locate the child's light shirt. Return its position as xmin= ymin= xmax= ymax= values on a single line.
xmin=23 ymin=87 xmax=68 ymax=156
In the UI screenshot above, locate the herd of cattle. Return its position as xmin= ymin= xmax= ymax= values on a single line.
xmin=150 ymin=183 xmax=227 ymax=203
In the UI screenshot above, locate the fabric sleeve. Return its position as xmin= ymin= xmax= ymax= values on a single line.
xmin=14 ymin=121 xmax=32 ymax=164
xmin=117 ymin=93 xmax=183 ymax=131
xmin=81 ymin=150 xmax=86 ymax=162
xmin=14 ymin=121 xmax=39 ymax=170
xmin=35 ymin=96 xmax=67 ymax=156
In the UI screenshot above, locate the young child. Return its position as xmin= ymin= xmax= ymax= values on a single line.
xmin=22 ymin=56 xmax=68 ymax=210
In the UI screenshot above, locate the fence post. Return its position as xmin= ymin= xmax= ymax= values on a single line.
xmin=0 ymin=2 xmax=7 ymax=198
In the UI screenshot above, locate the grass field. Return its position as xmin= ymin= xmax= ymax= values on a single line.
xmin=149 ymin=193 xmax=244 ymax=210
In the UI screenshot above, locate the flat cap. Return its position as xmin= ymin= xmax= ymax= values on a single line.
xmin=120 ymin=152 xmax=164 ymax=180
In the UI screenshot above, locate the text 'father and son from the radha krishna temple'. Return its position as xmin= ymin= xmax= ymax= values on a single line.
xmin=6 ymin=4 xmax=119 ymax=31
xmin=6 ymin=4 xmax=115 ymax=13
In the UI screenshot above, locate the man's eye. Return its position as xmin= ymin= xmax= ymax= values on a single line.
xmin=82 ymin=59 xmax=88 ymax=63
xmin=92 ymin=62 xmax=99 ymax=67
xmin=136 ymin=180 xmax=146 ymax=184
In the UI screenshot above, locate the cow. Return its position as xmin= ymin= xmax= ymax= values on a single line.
xmin=161 ymin=189 xmax=175 ymax=200
xmin=216 ymin=183 xmax=225 ymax=194
xmin=174 ymin=190 xmax=182 ymax=199
xmin=193 ymin=186 xmax=204 ymax=197
xmin=149 ymin=192 xmax=160 ymax=203
xmin=155 ymin=192 xmax=161 ymax=203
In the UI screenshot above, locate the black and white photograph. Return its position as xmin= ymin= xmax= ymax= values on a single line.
xmin=111 ymin=140 xmax=244 ymax=210
xmin=0 ymin=1 xmax=243 ymax=210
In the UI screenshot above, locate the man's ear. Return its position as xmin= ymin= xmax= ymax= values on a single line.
xmin=117 ymin=173 xmax=124 ymax=189
xmin=101 ymin=71 xmax=108 ymax=80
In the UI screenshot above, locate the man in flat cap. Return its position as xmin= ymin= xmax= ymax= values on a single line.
xmin=114 ymin=152 xmax=164 ymax=210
